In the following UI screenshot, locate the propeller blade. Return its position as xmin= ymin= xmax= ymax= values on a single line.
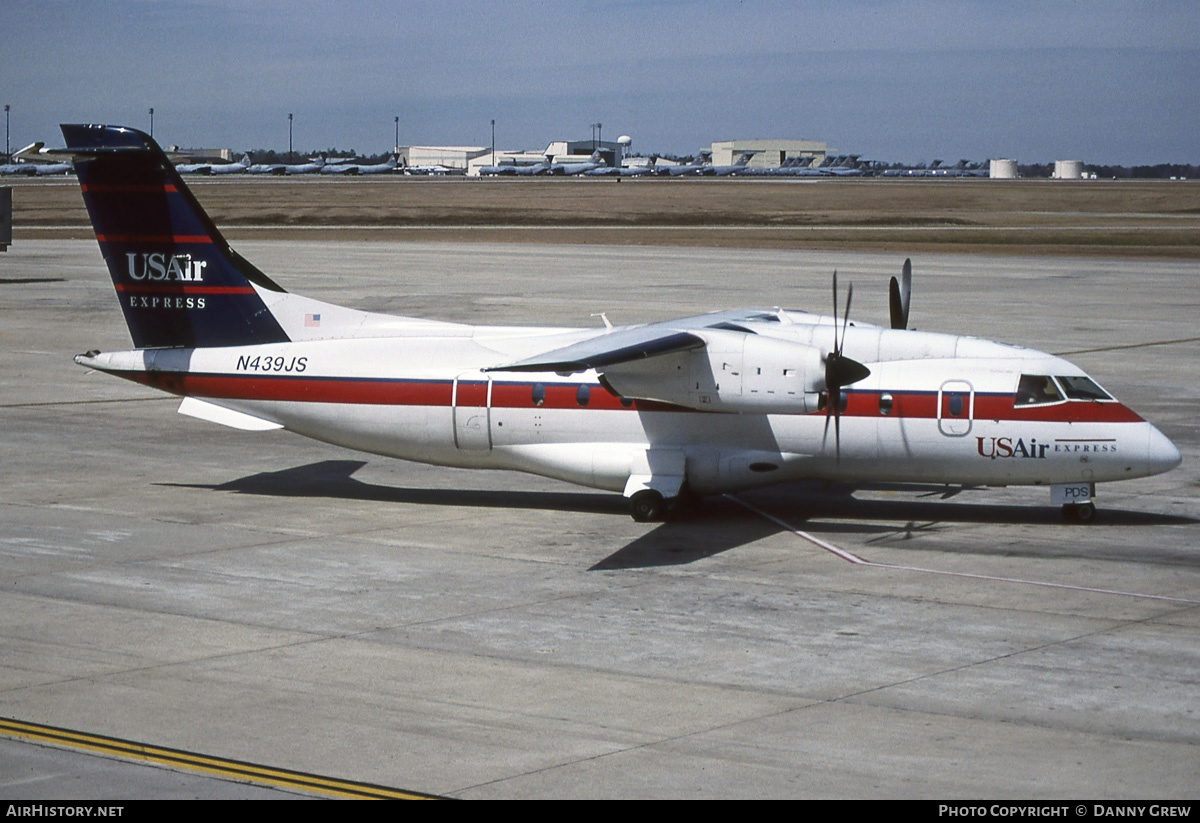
xmin=822 ymin=397 xmax=833 ymax=448
xmin=834 ymin=404 xmax=842 ymax=464
xmin=823 ymin=270 xmax=869 ymax=464
xmin=842 ymin=282 xmax=854 ymax=349
xmin=822 ymin=269 xmax=874 ymax=464
xmin=889 ymin=258 xmax=912 ymax=329
xmin=831 ymin=269 xmax=840 ymax=353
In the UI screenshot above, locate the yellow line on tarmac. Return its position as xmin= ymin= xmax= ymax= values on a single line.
xmin=0 ymin=717 xmax=441 ymax=799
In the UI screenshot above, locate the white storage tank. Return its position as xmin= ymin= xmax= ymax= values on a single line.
xmin=989 ymin=158 xmax=1018 ymax=179
xmin=1053 ymin=160 xmax=1083 ymax=179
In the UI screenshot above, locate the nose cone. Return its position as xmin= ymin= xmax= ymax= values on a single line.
xmin=1146 ymin=424 xmax=1182 ymax=476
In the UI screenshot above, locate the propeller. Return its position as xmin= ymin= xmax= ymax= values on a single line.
xmin=822 ymin=270 xmax=871 ymax=461
xmin=889 ymin=258 xmax=912 ymax=330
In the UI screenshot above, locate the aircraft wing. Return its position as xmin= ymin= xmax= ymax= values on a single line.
xmin=485 ymin=327 xmax=706 ymax=374
xmin=484 ymin=309 xmax=837 ymax=416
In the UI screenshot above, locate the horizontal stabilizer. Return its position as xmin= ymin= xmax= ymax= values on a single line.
xmin=486 ymin=329 xmax=705 ymax=374
xmin=178 ymin=397 xmax=283 ymax=431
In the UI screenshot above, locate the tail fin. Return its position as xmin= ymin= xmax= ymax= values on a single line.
xmin=61 ymin=124 xmax=289 ymax=349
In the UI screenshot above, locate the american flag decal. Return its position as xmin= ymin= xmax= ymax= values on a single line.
xmin=305 ymin=314 xmax=321 ymax=327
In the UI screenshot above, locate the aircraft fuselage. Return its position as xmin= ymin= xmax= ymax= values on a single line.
xmin=77 ymin=318 xmax=1180 ymax=496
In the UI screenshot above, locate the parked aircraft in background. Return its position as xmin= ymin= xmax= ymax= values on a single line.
xmin=933 ymin=160 xmax=989 ymax=178
xmin=585 ymin=163 xmax=652 ymax=178
xmin=780 ymin=157 xmax=829 ymax=177
xmin=549 ymin=150 xmax=605 ymax=176
xmin=56 ymin=125 xmax=1180 ymax=524
xmin=356 ymin=156 xmax=399 ymax=175
xmin=246 ymin=159 xmax=285 ymax=175
xmin=247 ymin=156 xmax=326 ymax=175
xmin=878 ymin=159 xmax=987 ymax=178
xmin=321 ymin=156 xmax=398 ymax=175
xmin=284 ymin=157 xmax=326 ymax=175
xmin=210 ymin=154 xmax=250 ymax=175
xmin=0 ymin=142 xmax=74 ymax=175
xmin=401 ymin=163 xmax=456 ymax=176
xmin=822 ymin=155 xmax=866 ymax=177
xmin=30 ymin=159 xmax=74 ymax=176
xmin=1 ymin=144 xmax=42 ymax=176
xmin=0 ymin=162 xmax=38 ymax=176
xmin=701 ymin=153 xmax=753 ymax=176
xmin=176 ymin=154 xmax=250 ymax=175
xmin=478 ymin=158 xmax=552 ymax=176
xmin=651 ymin=157 xmax=707 ymax=177
xmin=319 ymin=160 xmax=358 ymax=175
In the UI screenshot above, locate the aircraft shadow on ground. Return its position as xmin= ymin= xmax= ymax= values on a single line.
xmin=163 ymin=459 xmax=627 ymax=516
xmin=163 ymin=460 xmax=1197 ymax=570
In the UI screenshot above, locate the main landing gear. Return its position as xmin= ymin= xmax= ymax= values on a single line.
xmin=1061 ymin=502 xmax=1097 ymax=524
xmin=629 ymin=489 xmax=666 ymax=522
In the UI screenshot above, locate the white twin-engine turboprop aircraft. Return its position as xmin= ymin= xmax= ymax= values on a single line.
xmin=58 ymin=125 xmax=1180 ymax=523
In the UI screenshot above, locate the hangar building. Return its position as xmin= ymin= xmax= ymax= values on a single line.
xmin=396 ymin=145 xmax=489 ymax=172
xmin=710 ymin=139 xmax=829 ymax=169
xmin=544 ymin=139 xmax=622 ymax=168
xmin=464 ymin=139 xmax=624 ymax=176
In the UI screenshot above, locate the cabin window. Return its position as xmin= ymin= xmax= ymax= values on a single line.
xmin=878 ymin=393 xmax=893 ymax=415
xmin=576 ymin=384 xmax=590 ymax=407
xmin=1057 ymin=375 xmax=1113 ymax=401
xmin=947 ymin=393 xmax=964 ymax=416
xmin=1014 ymin=374 xmax=1064 ymax=406
xmin=531 ymin=383 xmax=545 ymax=406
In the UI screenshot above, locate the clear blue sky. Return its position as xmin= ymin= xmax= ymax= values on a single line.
xmin=2 ymin=0 xmax=1197 ymax=164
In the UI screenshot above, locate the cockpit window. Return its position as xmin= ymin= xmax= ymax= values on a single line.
xmin=1056 ymin=375 xmax=1114 ymax=401
xmin=1015 ymin=374 xmax=1064 ymax=406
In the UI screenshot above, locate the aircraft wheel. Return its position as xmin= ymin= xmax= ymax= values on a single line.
xmin=630 ymin=490 xmax=665 ymax=522
xmin=1062 ymin=502 xmax=1097 ymax=524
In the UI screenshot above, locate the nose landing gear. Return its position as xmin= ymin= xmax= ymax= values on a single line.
xmin=1062 ymin=502 xmax=1097 ymax=524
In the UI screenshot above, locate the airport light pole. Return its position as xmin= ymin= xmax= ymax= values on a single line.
xmin=148 ymin=107 xmax=154 ymax=138
xmin=490 ymin=119 xmax=495 ymax=166
xmin=394 ymin=116 xmax=399 ymax=154
xmin=4 ymin=105 xmax=9 ymax=163
xmin=288 ymin=113 xmax=293 ymax=158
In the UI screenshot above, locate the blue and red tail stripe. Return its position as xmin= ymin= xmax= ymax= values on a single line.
xmin=96 ymin=234 xmax=214 ymax=244
xmin=62 ymin=124 xmax=289 ymax=349
xmin=115 ymin=285 xmax=256 ymax=294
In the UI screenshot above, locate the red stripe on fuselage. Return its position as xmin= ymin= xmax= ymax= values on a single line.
xmin=106 ymin=371 xmax=1144 ymax=423
xmin=842 ymin=389 xmax=1143 ymax=423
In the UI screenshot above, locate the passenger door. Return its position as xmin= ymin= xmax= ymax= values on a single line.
xmin=453 ymin=375 xmax=492 ymax=451
xmin=937 ymin=380 xmax=974 ymax=437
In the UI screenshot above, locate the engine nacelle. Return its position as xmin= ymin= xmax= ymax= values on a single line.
xmin=601 ymin=329 xmax=824 ymax=414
